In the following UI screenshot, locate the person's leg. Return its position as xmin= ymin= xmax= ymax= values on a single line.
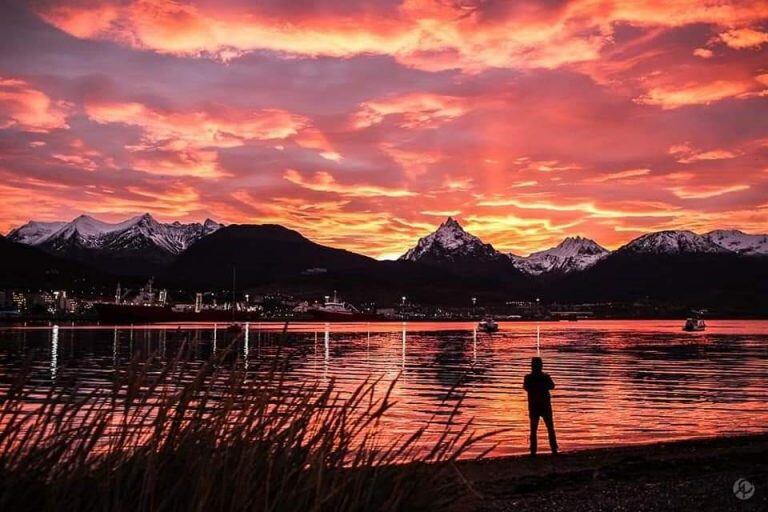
xmin=529 ymin=412 xmax=540 ymax=456
xmin=542 ymin=409 xmax=558 ymax=454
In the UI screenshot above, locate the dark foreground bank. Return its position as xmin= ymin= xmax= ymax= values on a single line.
xmin=443 ymin=434 xmax=768 ymax=511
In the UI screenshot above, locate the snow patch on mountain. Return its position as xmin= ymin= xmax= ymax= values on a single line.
xmin=621 ymin=230 xmax=726 ymax=254
xmin=400 ymin=217 xmax=500 ymax=262
xmin=510 ymin=236 xmax=609 ymax=275
xmin=6 ymin=221 xmax=67 ymax=245
xmin=704 ymin=229 xmax=768 ymax=256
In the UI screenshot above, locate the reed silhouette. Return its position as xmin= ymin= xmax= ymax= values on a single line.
xmin=0 ymin=335 xmax=500 ymax=512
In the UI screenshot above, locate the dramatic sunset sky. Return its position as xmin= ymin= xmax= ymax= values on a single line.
xmin=0 ymin=1 xmax=767 ymax=258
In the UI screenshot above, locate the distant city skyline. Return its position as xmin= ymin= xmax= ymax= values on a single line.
xmin=0 ymin=1 xmax=767 ymax=259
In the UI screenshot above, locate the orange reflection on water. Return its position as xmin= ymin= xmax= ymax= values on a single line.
xmin=1 ymin=320 xmax=767 ymax=458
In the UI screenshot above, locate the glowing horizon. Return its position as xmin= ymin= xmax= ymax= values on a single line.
xmin=0 ymin=1 xmax=766 ymax=259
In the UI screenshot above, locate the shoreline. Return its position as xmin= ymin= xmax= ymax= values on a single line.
xmin=3 ymin=317 xmax=768 ymax=327
xmin=442 ymin=433 xmax=768 ymax=511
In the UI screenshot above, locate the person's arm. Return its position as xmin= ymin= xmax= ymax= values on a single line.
xmin=523 ymin=374 xmax=530 ymax=391
xmin=547 ymin=375 xmax=555 ymax=390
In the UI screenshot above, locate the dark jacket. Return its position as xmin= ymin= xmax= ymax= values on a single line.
xmin=523 ymin=372 xmax=555 ymax=414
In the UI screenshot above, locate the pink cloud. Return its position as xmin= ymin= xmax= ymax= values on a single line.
xmin=0 ymin=77 xmax=71 ymax=132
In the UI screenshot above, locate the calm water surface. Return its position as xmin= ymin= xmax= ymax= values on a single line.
xmin=1 ymin=320 xmax=767 ymax=457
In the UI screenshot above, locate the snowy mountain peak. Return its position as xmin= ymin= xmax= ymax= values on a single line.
xmin=705 ymin=229 xmax=768 ymax=255
xmin=555 ymin=236 xmax=607 ymax=256
xmin=6 ymin=220 xmax=67 ymax=245
xmin=622 ymin=230 xmax=726 ymax=255
xmin=203 ymin=218 xmax=222 ymax=234
xmin=510 ymin=236 xmax=609 ymax=275
xmin=400 ymin=217 xmax=500 ymax=262
xmin=53 ymin=215 xmax=124 ymax=245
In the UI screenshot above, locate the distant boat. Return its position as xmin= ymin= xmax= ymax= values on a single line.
xmin=306 ymin=291 xmax=379 ymax=321
xmin=477 ymin=318 xmax=499 ymax=333
xmin=683 ymin=317 xmax=706 ymax=332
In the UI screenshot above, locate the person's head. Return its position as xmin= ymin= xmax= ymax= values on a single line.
xmin=531 ymin=357 xmax=543 ymax=372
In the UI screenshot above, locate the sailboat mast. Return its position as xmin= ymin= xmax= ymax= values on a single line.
xmin=536 ymin=325 xmax=541 ymax=356
xmin=232 ymin=265 xmax=236 ymax=322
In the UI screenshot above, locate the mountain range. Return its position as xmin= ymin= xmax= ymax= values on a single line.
xmin=3 ymin=214 xmax=767 ymax=310
xmin=399 ymin=217 xmax=767 ymax=272
xmin=8 ymin=214 xmax=221 ymax=275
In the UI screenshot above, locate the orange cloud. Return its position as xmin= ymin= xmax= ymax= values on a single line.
xmin=693 ymin=48 xmax=714 ymax=58
xmin=87 ymin=101 xmax=307 ymax=149
xmin=719 ymin=27 xmax=768 ymax=49
xmin=36 ymin=0 xmax=768 ymax=73
xmin=669 ymin=184 xmax=751 ymax=199
xmin=588 ymin=168 xmax=652 ymax=183
xmin=421 ymin=210 xmax=461 ymax=217
xmin=0 ymin=77 xmax=71 ymax=132
xmin=352 ymin=93 xmax=469 ymax=129
xmin=669 ymin=143 xmax=738 ymax=163
xmin=635 ymin=78 xmax=763 ymax=109
xmin=477 ymin=196 xmax=680 ymax=219
xmin=442 ymin=176 xmax=474 ymax=191
xmin=283 ymin=169 xmax=416 ymax=198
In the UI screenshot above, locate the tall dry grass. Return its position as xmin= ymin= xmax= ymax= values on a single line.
xmin=0 ymin=336 xmax=496 ymax=512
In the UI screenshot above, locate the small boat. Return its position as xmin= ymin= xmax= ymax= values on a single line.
xmin=683 ymin=317 xmax=706 ymax=332
xmin=477 ymin=318 xmax=499 ymax=333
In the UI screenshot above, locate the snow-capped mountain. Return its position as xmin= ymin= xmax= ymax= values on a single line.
xmin=398 ymin=217 xmax=530 ymax=283
xmin=620 ymin=230 xmax=727 ymax=255
xmin=10 ymin=214 xmax=221 ymax=254
xmin=400 ymin=217 xmax=501 ymax=262
xmin=704 ymin=229 xmax=768 ymax=256
xmin=510 ymin=236 xmax=609 ymax=275
xmin=8 ymin=214 xmax=222 ymax=275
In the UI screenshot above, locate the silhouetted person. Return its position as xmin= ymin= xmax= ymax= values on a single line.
xmin=523 ymin=356 xmax=558 ymax=456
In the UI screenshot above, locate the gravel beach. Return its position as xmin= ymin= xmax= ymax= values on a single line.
xmin=443 ymin=434 xmax=768 ymax=511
